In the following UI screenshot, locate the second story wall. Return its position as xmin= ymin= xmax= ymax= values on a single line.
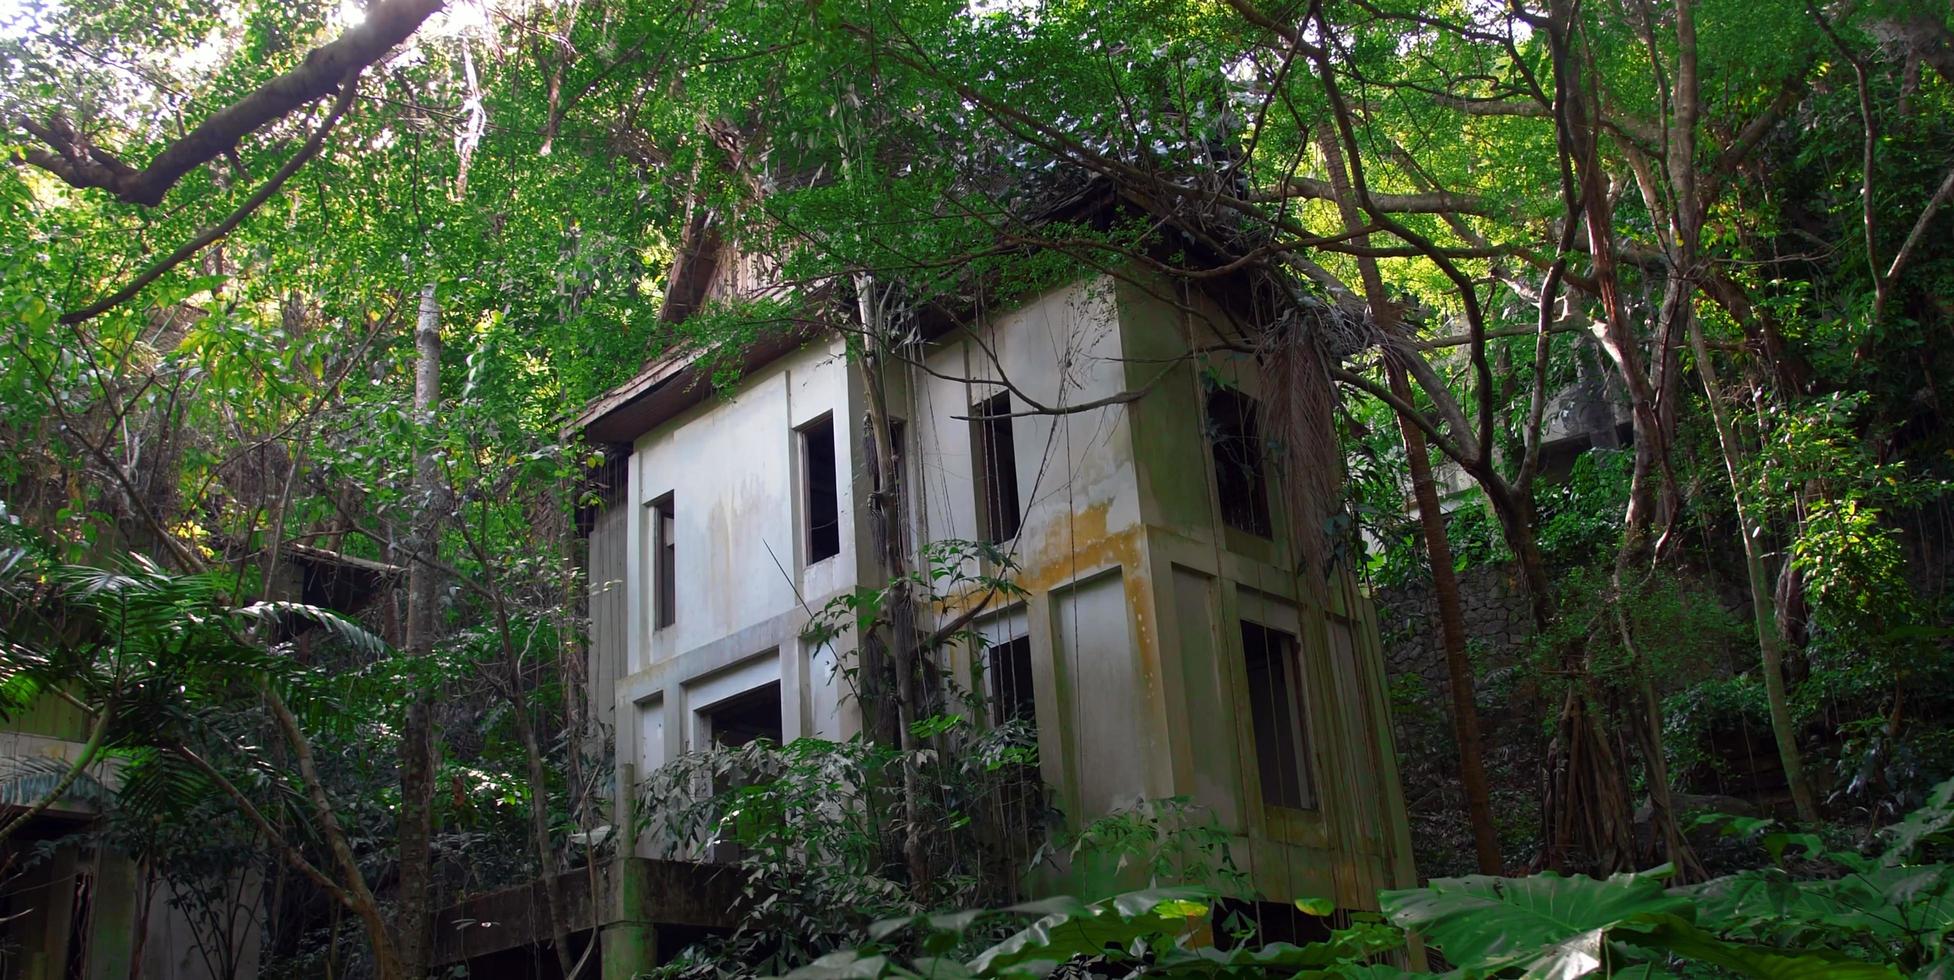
xmin=626 ymin=336 xmax=859 ymax=674
xmin=911 ymin=276 xmax=1171 ymax=820
xmin=911 ymin=276 xmax=1141 ymax=563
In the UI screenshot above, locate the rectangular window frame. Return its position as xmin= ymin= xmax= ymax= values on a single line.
xmin=986 ymin=635 xmax=1037 ymax=730
xmin=972 ymin=391 xmax=1022 ymax=545
xmin=798 ymin=413 xmax=842 ymax=565
xmin=1240 ymin=619 xmax=1317 ymax=812
xmin=701 ymin=681 xmax=785 ymax=749
xmin=650 ymin=492 xmax=676 ymax=629
xmin=1207 ymin=387 xmax=1274 ymax=539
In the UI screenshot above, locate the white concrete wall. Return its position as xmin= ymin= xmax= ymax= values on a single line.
xmin=630 ymin=342 xmax=854 ymax=667
xmin=911 ymin=277 xmax=1138 ymax=557
xmin=910 ymin=276 xmax=1184 ymax=829
xmin=615 ymin=336 xmax=862 ymax=798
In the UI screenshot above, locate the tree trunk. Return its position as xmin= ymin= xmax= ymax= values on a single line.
xmin=1537 ymin=0 xmax=1694 ymax=876
xmin=1313 ymin=123 xmax=1502 ymax=874
xmin=1392 ymin=367 xmax=1503 ymax=874
xmin=854 ymin=275 xmax=932 ymax=894
xmin=1686 ymin=314 xmax=1820 ymax=821
xmin=396 ymin=282 xmax=442 ymax=979
xmin=509 ymin=668 xmax=580 ymax=975
xmin=259 ymin=691 xmax=405 ymax=979
xmin=0 ymin=696 xmax=111 ymax=847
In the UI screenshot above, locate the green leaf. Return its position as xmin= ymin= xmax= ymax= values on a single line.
xmin=1383 ymin=869 xmax=1689 ymax=976
xmin=968 ymin=888 xmax=1209 ymax=974
xmin=773 ymin=950 xmax=908 ymax=979
xmin=1297 ymin=896 xmax=1337 ymax=916
xmin=1886 ymin=778 xmax=1954 ymax=865
xmin=1632 ymin=915 xmax=1904 ymax=979
xmin=1915 ymin=958 xmax=1954 ymax=980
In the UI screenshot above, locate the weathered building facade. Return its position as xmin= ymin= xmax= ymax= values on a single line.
xmin=575 ymin=268 xmax=1417 ymax=919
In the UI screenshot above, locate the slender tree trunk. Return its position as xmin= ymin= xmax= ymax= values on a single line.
xmin=259 ymin=690 xmax=405 ymax=979
xmin=1314 ymin=124 xmax=1502 ymax=873
xmin=1392 ymin=369 xmax=1503 ymax=874
xmin=1537 ymin=0 xmax=1694 ymax=876
xmin=1474 ymin=471 xmax=1555 ymax=630
xmin=396 ymin=282 xmax=442 ymax=979
xmin=509 ymin=669 xmax=579 ymax=975
xmin=854 ymin=275 xmax=931 ymax=894
xmin=1686 ymin=316 xmax=1820 ymax=821
xmin=130 ymin=863 xmax=155 ymax=980
xmin=466 ymin=512 xmax=580 ymax=979
xmin=0 ymin=696 xmax=111 ymax=846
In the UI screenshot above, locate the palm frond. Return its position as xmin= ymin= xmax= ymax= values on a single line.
xmin=236 ymin=601 xmax=393 ymax=659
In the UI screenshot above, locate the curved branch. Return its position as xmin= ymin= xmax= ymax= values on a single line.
xmin=1329 ymin=365 xmax=1473 ymax=467
xmin=60 ymin=74 xmax=363 ymax=326
xmin=0 ymin=699 xmax=112 ymax=847
xmin=167 ymin=740 xmax=354 ymax=910
xmin=1249 ymin=176 xmax=1500 ymax=215
xmin=15 ymin=0 xmax=440 ymax=206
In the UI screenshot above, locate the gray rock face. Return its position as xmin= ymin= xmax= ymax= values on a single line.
xmin=1374 ymin=562 xmax=1538 ymax=700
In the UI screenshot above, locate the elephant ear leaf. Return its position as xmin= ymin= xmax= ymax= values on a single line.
xmin=1631 ymin=915 xmax=1903 ymax=979
xmin=967 ymin=887 xmax=1210 ymax=975
xmin=1382 ymin=869 xmax=1689 ymax=977
xmin=1885 ymin=776 xmax=1954 ymax=865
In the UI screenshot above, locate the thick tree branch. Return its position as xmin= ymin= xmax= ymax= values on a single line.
xmin=60 ymin=74 xmax=363 ymax=326
xmin=167 ymin=740 xmax=355 ymax=910
xmin=0 ymin=698 xmax=113 ymax=847
xmin=1428 ymin=92 xmax=1663 ymax=146
xmin=1329 ymin=365 xmax=1473 ymax=466
xmin=1887 ymin=161 xmax=1954 ymax=285
xmin=15 ymin=0 xmax=440 ymax=206
xmin=1870 ymin=16 xmax=1954 ymax=87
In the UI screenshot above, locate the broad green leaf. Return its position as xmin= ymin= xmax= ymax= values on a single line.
xmin=1632 ymin=915 xmax=1904 ymax=980
xmin=774 ymin=950 xmax=909 ymax=979
xmin=1383 ymin=869 xmax=1689 ymax=975
xmin=1887 ymin=779 xmax=1954 ymax=865
xmin=1298 ymin=896 xmax=1337 ymax=916
xmin=969 ymin=888 xmax=1209 ymax=974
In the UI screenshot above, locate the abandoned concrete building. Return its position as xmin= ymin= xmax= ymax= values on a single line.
xmin=558 ymin=238 xmax=1418 ymax=970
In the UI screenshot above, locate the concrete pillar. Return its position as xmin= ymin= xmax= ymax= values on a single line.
xmin=14 ymin=845 xmax=78 ymax=980
xmin=600 ymin=858 xmax=658 ymax=980
xmin=85 ymin=849 xmax=139 ymax=980
xmin=598 ymin=763 xmax=657 ymax=978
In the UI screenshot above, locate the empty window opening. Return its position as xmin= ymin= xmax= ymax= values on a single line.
xmin=985 ymin=631 xmax=1042 ymax=866
xmin=1241 ymin=621 xmax=1315 ymax=810
xmin=974 ymin=392 xmax=1022 ymax=543
xmin=987 ymin=636 xmax=1037 ymax=729
xmin=800 ymin=415 xmax=841 ymax=563
xmin=700 ymin=681 xmax=783 ymax=865
xmin=652 ymin=493 xmax=676 ymax=628
xmin=1207 ymin=388 xmax=1273 ymax=538
xmin=704 ymin=681 xmax=784 ymax=748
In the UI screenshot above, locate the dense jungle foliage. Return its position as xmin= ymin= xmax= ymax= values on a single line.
xmin=2 ymin=0 xmax=1954 ymax=975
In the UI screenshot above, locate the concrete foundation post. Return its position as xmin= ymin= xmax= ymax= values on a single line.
xmin=601 ymin=762 xmax=657 ymax=979
xmin=86 ymin=849 xmax=139 ymax=980
xmin=599 ymin=874 xmax=661 ymax=977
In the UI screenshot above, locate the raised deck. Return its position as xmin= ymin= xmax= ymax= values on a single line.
xmin=432 ymin=857 xmax=742 ymax=978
